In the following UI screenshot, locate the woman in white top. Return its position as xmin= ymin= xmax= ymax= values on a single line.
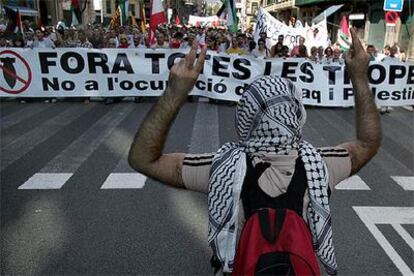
xmin=251 ymin=38 xmax=269 ymax=58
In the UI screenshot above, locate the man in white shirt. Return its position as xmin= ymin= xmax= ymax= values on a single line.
xmin=180 ymin=33 xmax=195 ymax=49
xmin=380 ymin=45 xmax=399 ymax=113
xmin=128 ymin=29 xmax=382 ymax=274
xmin=32 ymin=29 xmax=56 ymax=103
xmin=151 ymin=32 xmax=169 ymax=49
xmin=32 ymin=29 xmax=55 ymax=49
xmin=381 ymin=45 xmax=399 ymax=62
xmin=131 ymin=33 xmax=146 ymax=48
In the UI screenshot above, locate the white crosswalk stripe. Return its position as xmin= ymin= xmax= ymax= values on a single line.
xmin=101 ymin=173 xmax=147 ymax=189
xmin=391 ymin=176 xmax=414 ymax=191
xmin=18 ymin=173 xmax=73 ymax=189
xmin=8 ymin=103 xmax=412 ymax=194
xmin=353 ymin=207 xmax=414 ymax=276
xmin=17 ymin=172 xmax=147 ymax=190
xmin=39 ymin=104 xmax=135 ymax=173
xmin=0 ymin=104 xmax=49 ymax=129
xmin=335 ymin=175 xmax=371 ymax=190
xmin=1 ymin=105 xmax=90 ymax=170
xmin=16 ymin=171 xmax=412 ymax=193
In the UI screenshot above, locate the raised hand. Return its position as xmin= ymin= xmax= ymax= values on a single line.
xmin=345 ymin=28 xmax=370 ymax=80
xmin=167 ymin=43 xmax=207 ymax=104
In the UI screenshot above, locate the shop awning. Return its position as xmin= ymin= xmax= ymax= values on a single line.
xmin=4 ymin=5 xmax=39 ymax=16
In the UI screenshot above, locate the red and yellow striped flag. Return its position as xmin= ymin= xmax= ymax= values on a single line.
xmin=140 ymin=0 xmax=147 ymax=34
xmin=110 ymin=1 xmax=121 ymax=29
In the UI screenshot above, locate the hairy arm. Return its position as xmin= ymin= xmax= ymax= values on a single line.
xmin=128 ymin=45 xmax=207 ymax=187
xmin=338 ymin=28 xmax=382 ymax=175
xmin=128 ymin=89 xmax=186 ymax=187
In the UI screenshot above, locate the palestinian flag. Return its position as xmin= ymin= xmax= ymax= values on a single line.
xmin=337 ymin=15 xmax=351 ymax=51
xmin=216 ymin=0 xmax=238 ymax=33
xmin=4 ymin=6 xmax=23 ymax=34
xmin=71 ymin=0 xmax=82 ymax=26
xmin=37 ymin=16 xmax=42 ymax=30
xmin=119 ymin=0 xmax=129 ymax=26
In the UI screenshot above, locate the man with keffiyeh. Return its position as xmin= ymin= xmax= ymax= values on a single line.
xmin=128 ymin=28 xmax=381 ymax=275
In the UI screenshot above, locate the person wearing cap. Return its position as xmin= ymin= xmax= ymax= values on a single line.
xmin=128 ymin=28 xmax=381 ymax=275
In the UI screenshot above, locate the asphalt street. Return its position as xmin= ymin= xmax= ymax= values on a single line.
xmin=0 ymin=99 xmax=413 ymax=275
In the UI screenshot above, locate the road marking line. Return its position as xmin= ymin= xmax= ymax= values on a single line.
xmin=189 ymin=102 xmax=219 ymax=153
xmin=1 ymin=104 xmax=49 ymax=129
xmin=18 ymin=173 xmax=73 ymax=189
xmin=353 ymin=206 xmax=414 ymax=276
xmin=1 ymin=105 xmax=89 ymax=170
xmin=392 ymin=224 xmax=414 ymax=252
xmin=335 ymin=175 xmax=370 ymax=190
xmin=40 ymin=104 xmax=135 ymax=173
xmin=391 ymin=176 xmax=414 ymax=191
xmin=100 ymin=173 xmax=147 ymax=189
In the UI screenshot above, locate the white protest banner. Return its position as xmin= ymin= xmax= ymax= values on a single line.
xmin=0 ymin=48 xmax=413 ymax=107
xmin=188 ymin=15 xmax=226 ymax=27
xmin=254 ymin=8 xmax=329 ymax=51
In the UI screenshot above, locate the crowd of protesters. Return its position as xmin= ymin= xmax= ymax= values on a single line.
xmin=0 ymin=19 xmax=409 ymax=63
xmin=0 ymin=18 xmax=411 ymax=110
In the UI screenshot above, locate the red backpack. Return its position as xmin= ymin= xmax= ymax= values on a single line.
xmin=232 ymin=157 xmax=321 ymax=275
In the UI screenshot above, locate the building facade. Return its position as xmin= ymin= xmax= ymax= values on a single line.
xmin=97 ymin=0 xmax=143 ymax=25
xmin=245 ymin=0 xmax=260 ymax=27
xmin=262 ymin=0 xmax=414 ymax=60
xmin=263 ymin=0 xmax=298 ymax=24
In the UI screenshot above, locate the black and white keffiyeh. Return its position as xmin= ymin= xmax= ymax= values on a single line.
xmin=207 ymin=76 xmax=337 ymax=274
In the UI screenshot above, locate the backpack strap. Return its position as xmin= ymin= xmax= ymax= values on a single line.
xmin=258 ymin=209 xmax=286 ymax=244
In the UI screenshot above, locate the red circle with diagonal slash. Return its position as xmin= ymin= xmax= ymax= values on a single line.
xmin=385 ymin=11 xmax=399 ymax=24
xmin=0 ymin=50 xmax=32 ymax=94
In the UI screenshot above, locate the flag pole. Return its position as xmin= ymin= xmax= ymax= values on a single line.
xmin=327 ymin=21 xmax=341 ymax=28
xmin=0 ymin=1 xmax=3 ymax=22
xmin=18 ymin=8 xmax=25 ymax=40
xmin=101 ymin=0 xmax=104 ymax=23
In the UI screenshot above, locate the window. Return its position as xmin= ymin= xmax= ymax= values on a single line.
xmin=106 ymin=0 xmax=112 ymax=14
xmin=251 ymin=2 xmax=258 ymax=15
xmin=130 ymin=4 xmax=135 ymax=16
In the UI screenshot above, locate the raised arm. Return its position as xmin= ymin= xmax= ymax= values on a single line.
xmin=128 ymin=44 xmax=207 ymax=187
xmin=338 ymin=28 xmax=382 ymax=175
